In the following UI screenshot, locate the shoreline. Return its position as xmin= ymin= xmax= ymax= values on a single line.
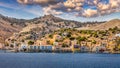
xmin=0 ymin=50 xmax=120 ymax=54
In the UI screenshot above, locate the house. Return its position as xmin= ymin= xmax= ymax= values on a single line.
xmin=28 ymin=45 xmax=53 ymax=52
xmin=0 ymin=43 xmax=4 ymax=49
xmin=80 ymin=45 xmax=89 ymax=52
xmin=92 ymin=46 xmax=100 ymax=53
xmin=19 ymin=43 xmax=28 ymax=52
xmin=71 ymin=45 xmax=80 ymax=52
xmin=98 ymin=46 xmax=106 ymax=53
xmin=62 ymin=32 xmax=68 ymax=37
xmin=46 ymin=45 xmax=53 ymax=51
xmin=28 ymin=45 xmax=40 ymax=52
xmin=61 ymin=47 xmax=72 ymax=52
xmin=53 ymin=42 xmax=59 ymax=46
xmin=39 ymin=45 xmax=53 ymax=52
xmin=53 ymin=45 xmax=61 ymax=52
xmin=55 ymin=35 xmax=62 ymax=40
xmin=29 ymin=45 xmax=38 ymax=50
xmin=95 ymin=43 xmax=107 ymax=53
xmin=39 ymin=46 xmax=45 ymax=51
xmin=115 ymin=34 xmax=120 ymax=37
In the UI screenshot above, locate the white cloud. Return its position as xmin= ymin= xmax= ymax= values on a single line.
xmin=17 ymin=0 xmax=120 ymax=17
xmin=17 ymin=0 xmax=62 ymax=6
xmin=43 ymin=7 xmax=63 ymax=15
xmin=83 ymin=9 xmax=98 ymax=17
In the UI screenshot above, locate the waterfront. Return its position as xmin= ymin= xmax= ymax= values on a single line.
xmin=0 ymin=51 xmax=120 ymax=68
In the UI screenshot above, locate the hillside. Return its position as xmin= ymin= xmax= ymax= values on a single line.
xmin=89 ymin=19 xmax=120 ymax=30
xmin=0 ymin=14 xmax=105 ymax=43
xmin=21 ymin=15 xmax=82 ymax=33
xmin=10 ymin=15 xmax=84 ymax=41
xmin=0 ymin=15 xmax=26 ymax=43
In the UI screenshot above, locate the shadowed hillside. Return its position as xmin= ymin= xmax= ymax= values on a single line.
xmin=0 ymin=14 xmax=26 ymax=43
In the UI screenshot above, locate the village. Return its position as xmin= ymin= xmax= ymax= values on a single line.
xmin=0 ymin=27 xmax=119 ymax=54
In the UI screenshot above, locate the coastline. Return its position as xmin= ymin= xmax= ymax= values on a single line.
xmin=0 ymin=50 xmax=120 ymax=54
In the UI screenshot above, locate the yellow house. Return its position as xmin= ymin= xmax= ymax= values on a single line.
xmin=117 ymin=44 xmax=120 ymax=50
xmin=71 ymin=45 xmax=80 ymax=52
xmin=71 ymin=40 xmax=80 ymax=52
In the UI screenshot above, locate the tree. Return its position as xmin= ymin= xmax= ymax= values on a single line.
xmin=67 ymin=34 xmax=71 ymax=38
xmin=115 ymin=38 xmax=120 ymax=51
xmin=92 ymin=40 xmax=96 ymax=44
xmin=46 ymin=40 xmax=50 ymax=45
xmin=77 ymin=36 xmax=87 ymax=41
xmin=48 ymin=34 xmax=53 ymax=39
xmin=69 ymin=37 xmax=75 ymax=40
xmin=5 ymin=42 xmax=9 ymax=47
xmin=113 ymin=26 xmax=118 ymax=30
xmin=92 ymin=32 xmax=98 ymax=38
xmin=21 ymin=39 xmax=25 ymax=42
xmin=28 ymin=41 xmax=34 ymax=45
xmin=109 ymin=28 xmax=113 ymax=31
xmin=10 ymin=44 xmax=14 ymax=48
xmin=62 ymin=43 xmax=69 ymax=47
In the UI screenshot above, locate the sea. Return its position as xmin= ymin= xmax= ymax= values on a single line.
xmin=0 ymin=50 xmax=120 ymax=68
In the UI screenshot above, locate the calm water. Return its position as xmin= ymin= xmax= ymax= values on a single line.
xmin=0 ymin=51 xmax=120 ymax=68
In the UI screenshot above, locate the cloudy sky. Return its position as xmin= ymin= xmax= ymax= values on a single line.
xmin=0 ymin=0 xmax=120 ymax=22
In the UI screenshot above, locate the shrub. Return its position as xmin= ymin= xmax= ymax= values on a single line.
xmin=28 ymin=41 xmax=34 ymax=45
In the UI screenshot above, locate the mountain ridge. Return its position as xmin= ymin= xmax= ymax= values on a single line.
xmin=89 ymin=19 xmax=120 ymax=30
xmin=0 ymin=14 xmax=110 ymax=43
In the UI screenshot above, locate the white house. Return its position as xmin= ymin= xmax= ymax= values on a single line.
xmin=28 ymin=45 xmax=53 ymax=52
xmin=46 ymin=45 xmax=53 ymax=51
xmin=53 ymin=42 xmax=59 ymax=46
xmin=39 ymin=46 xmax=45 ymax=51
xmin=39 ymin=45 xmax=53 ymax=51
xmin=92 ymin=46 xmax=100 ymax=53
xmin=19 ymin=43 xmax=28 ymax=51
xmin=115 ymin=34 xmax=120 ymax=37
xmin=29 ymin=45 xmax=39 ymax=51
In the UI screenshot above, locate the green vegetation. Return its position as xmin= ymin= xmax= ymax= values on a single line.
xmin=28 ymin=41 xmax=34 ymax=45
xmin=6 ymin=26 xmax=120 ymax=53
xmin=69 ymin=37 xmax=75 ymax=40
xmin=48 ymin=34 xmax=53 ymax=39
xmin=77 ymin=36 xmax=87 ymax=42
xmin=62 ymin=43 xmax=69 ymax=47
xmin=92 ymin=40 xmax=96 ymax=44
xmin=46 ymin=40 xmax=50 ymax=45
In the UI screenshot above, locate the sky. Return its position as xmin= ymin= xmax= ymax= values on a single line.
xmin=0 ymin=0 xmax=120 ymax=22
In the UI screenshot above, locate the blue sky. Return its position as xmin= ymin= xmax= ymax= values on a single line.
xmin=0 ymin=0 xmax=120 ymax=22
